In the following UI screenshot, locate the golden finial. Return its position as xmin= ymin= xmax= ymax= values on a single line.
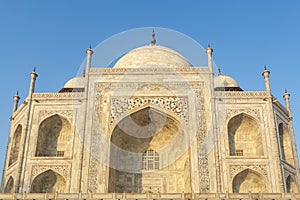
xmin=151 ymin=29 xmax=156 ymax=46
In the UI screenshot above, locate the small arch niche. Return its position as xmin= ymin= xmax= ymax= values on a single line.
xmin=278 ymin=123 xmax=294 ymax=165
xmin=286 ymin=175 xmax=298 ymax=193
xmin=9 ymin=125 xmax=22 ymax=166
xmin=4 ymin=176 xmax=14 ymax=193
xmin=232 ymin=169 xmax=267 ymax=193
xmin=228 ymin=113 xmax=263 ymax=157
xmin=30 ymin=170 xmax=66 ymax=193
xmin=35 ymin=114 xmax=71 ymax=157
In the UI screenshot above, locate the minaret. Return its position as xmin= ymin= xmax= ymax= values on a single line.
xmin=262 ymin=65 xmax=271 ymax=96
xmin=283 ymin=90 xmax=293 ymax=120
xmin=151 ymin=30 xmax=156 ymax=46
xmin=28 ymin=68 xmax=38 ymax=97
xmin=86 ymin=45 xmax=93 ymax=72
xmin=12 ymin=91 xmax=20 ymax=114
xmin=206 ymin=44 xmax=213 ymax=73
xmin=206 ymin=43 xmax=221 ymax=192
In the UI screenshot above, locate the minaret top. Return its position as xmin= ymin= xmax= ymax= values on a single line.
xmin=262 ymin=65 xmax=270 ymax=78
xmin=13 ymin=91 xmax=20 ymax=101
xmin=206 ymin=44 xmax=213 ymax=55
xmin=86 ymin=44 xmax=94 ymax=55
xmin=30 ymin=67 xmax=38 ymax=79
xmin=151 ymin=30 xmax=156 ymax=46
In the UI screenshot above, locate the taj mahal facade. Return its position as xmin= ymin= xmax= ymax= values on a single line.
xmin=1 ymin=30 xmax=300 ymax=199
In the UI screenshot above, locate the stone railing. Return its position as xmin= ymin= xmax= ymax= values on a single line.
xmin=215 ymin=91 xmax=267 ymax=99
xmin=0 ymin=193 xmax=300 ymax=200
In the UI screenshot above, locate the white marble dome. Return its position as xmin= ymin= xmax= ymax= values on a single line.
xmin=63 ymin=76 xmax=85 ymax=88
xmin=113 ymin=45 xmax=192 ymax=68
xmin=214 ymin=75 xmax=239 ymax=88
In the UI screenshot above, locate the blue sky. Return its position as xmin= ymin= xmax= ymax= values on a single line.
xmin=0 ymin=1 xmax=300 ymax=179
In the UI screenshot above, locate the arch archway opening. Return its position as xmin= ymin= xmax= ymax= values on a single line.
xmin=9 ymin=125 xmax=22 ymax=166
xmin=35 ymin=114 xmax=71 ymax=157
xmin=286 ymin=175 xmax=298 ymax=193
xmin=228 ymin=113 xmax=263 ymax=157
xmin=108 ymin=107 xmax=191 ymax=193
xmin=30 ymin=170 xmax=66 ymax=193
xmin=278 ymin=123 xmax=294 ymax=166
xmin=4 ymin=176 xmax=14 ymax=193
xmin=232 ymin=169 xmax=267 ymax=193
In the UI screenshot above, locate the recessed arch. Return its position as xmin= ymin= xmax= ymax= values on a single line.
xmin=232 ymin=169 xmax=267 ymax=193
xmin=286 ymin=175 xmax=298 ymax=193
xmin=108 ymin=106 xmax=191 ymax=193
xmin=9 ymin=124 xmax=22 ymax=166
xmin=4 ymin=176 xmax=14 ymax=193
xmin=228 ymin=113 xmax=263 ymax=156
xmin=35 ymin=114 xmax=71 ymax=157
xmin=278 ymin=123 xmax=294 ymax=165
xmin=30 ymin=170 xmax=66 ymax=193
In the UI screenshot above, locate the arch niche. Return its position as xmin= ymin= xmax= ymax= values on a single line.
xmin=35 ymin=114 xmax=71 ymax=157
xmin=232 ymin=169 xmax=267 ymax=193
xmin=278 ymin=123 xmax=294 ymax=165
xmin=30 ymin=170 xmax=66 ymax=193
xmin=228 ymin=113 xmax=263 ymax=157
xmin=4 ymin=176 xmax=14 ymax=193
xmin=9 ymin=125 xmax=22 ymax=166
xmin=286 ymin=175 xmax=298 ymax=193
xmin=108 ymin=106 xmax=191 ymax=193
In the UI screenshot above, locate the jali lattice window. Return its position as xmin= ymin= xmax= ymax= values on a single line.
xmin=142 ymin=149 xmax=159 ymax=170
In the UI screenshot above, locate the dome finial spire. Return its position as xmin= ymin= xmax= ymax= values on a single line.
xmin=151 ymin=29 xmax=156 ymax=46
xmin=218 ymin=67 xmax=221 ymax=76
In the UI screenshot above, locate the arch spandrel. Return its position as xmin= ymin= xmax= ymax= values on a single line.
xmin=109 ymin=103 xmax=185 ymax=137
xmin=108 ymin=96 xmax=189 ymax=130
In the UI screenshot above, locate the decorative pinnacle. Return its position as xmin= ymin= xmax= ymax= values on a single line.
xmin=33 ymin=67 xmax=36 ymax=72
xmin=14 ymin=91 xmax=20 ymax=100
xmin=218 ymin=68 xmax=221 ymax=76
xmin=264 ymin=65 xmax=267 ymax=70
xmin=86 ymin=44 xmax=94 ymax=54
xmin=206 ymin=44 xmax=213 ymax=54
xmin=151 ymin=30 xmax=156 ymax=46
xmin=285 ymin=89 xmax=288 ymax=93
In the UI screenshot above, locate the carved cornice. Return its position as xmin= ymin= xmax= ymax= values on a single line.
xmin=215 ymin=91 xmax=267 ymax=98
xmin=89 ymin=67 xmax=209 ymax=74
xmin=32 ymin=92 xmax=84 ymax=99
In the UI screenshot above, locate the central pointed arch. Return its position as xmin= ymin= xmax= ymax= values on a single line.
xmin=108 ymin=106 xmax=191 ymax=193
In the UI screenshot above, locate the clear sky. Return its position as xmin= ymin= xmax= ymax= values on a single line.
xmin=0 ymin=1 xmax=300 ymax=179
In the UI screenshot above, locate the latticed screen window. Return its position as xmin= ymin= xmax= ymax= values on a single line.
xmin=236 ymin=149 xmax=243 ymax=156
xmin=142 ymin=150 xmax=159 ymax=170
xmin=56 ymin=151 xmax=64 ymax=157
